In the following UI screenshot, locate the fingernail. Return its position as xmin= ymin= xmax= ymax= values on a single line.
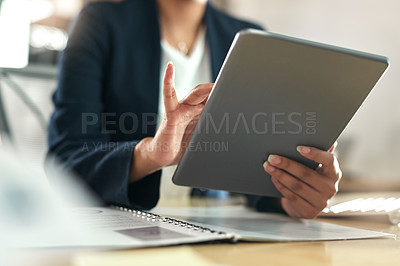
xmin=263 ymin=161 xmax=276 ymax=172
xmin=297 ymin=146 xmax=311 ymax=154
xmin=168 ymin=61 xmax=175 ymax=81
xmin=267 ymin=155 xmax=281 ymax=165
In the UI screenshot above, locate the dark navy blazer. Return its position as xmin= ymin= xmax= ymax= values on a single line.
xmin=48 ymin=0 xmax=283 ymax=212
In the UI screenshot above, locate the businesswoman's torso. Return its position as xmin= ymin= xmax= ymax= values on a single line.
xmin=48 ymin=0 xmax=263 ymax=209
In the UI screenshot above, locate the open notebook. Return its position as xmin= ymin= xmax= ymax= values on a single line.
xmin=16 ymin=205 xmax=393 ymax=249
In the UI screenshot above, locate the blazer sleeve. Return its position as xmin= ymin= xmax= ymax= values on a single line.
xmin=47 ymin=4 xmax=160 ymax=210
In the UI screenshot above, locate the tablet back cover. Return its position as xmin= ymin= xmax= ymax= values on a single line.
xmin=172 ymin=30 xmax=389 ymax=197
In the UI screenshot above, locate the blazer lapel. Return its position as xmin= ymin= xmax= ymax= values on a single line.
xmin=205 ymin=2 xmax=236 ymax=81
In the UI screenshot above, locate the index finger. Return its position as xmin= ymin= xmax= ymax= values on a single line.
xmin=297 ymin=146 xmax=336 ymax=168
xmin=163 ymin=62 xmax=179 ymax=113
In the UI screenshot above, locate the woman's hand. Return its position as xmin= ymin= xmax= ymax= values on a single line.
xmin=149 ymin=62 xmax=212 ymax=166
xmin=264 ymin=144 xmax=342 ymax=219
xmin=130 ymin=62 xmax=212 ymax=182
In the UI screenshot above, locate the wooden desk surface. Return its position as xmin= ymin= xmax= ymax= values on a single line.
xmin=14 ymin=194 xmax=400 ymax=266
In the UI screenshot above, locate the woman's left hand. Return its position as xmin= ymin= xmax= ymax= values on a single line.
xmin=264 ymin=144 xmax=342 ymax=219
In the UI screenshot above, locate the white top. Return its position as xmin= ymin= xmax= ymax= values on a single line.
xmin=158 ymin=28 xmax=212 ymax=199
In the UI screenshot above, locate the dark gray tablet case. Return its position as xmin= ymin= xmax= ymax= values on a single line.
xmin=172 ymin=29 xmax=389 ymax=197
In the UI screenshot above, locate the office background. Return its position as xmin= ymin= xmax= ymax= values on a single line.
xmin=0 ymin=0 xmax=399 ymax=192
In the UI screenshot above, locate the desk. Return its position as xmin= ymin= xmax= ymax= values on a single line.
xmin=14 ymin=194 xmax=400 ymax=266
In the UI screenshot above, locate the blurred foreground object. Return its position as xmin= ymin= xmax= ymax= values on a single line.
xmin=0 ymin=140 xmax=99 ymax=265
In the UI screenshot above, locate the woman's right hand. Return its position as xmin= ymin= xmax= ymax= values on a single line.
xmin=130 ymin=62 xmax=213 ymax=182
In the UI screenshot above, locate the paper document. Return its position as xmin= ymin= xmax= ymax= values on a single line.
xmin=153 ymin=206 xmax=395 ymax=242
xmin=12 ymin=206 xmax=394 ymax=248
xmin=13 ymin=207 xmax=229 ymax=249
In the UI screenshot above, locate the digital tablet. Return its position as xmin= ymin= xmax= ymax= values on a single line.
xmin=172 ymin=29 xmax=389 ymax=197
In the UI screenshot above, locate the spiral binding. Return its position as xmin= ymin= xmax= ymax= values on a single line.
xmin=111 ymin=205 xmax=227 ymax=236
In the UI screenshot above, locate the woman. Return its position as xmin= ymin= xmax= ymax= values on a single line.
xmin=48 ymin=0 xmax=341 ymax=218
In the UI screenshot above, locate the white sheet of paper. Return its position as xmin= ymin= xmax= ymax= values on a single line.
xmin=42 ymin=207 xmax=230 ymax=248
xmin=153 ymin=206 xmax=395 ymax=241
